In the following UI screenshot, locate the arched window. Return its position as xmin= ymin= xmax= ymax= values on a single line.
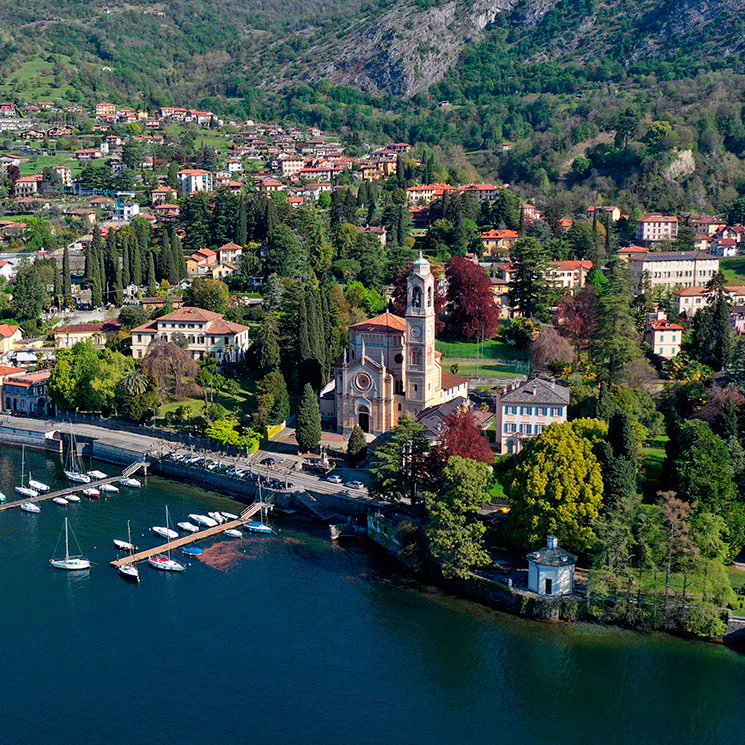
xmin=411 ymin=349 xmax=422 ymax=366
xmin=427 ymin=286 xmax=433 ymax=307
xmin=412 ymin=286 xmax=422 ymax=309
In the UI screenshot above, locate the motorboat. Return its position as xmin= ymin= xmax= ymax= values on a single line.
xmin=223 ymin=529 xmax=243 ymax=538
xmin=221 ymin=511 xmax=239 ymax=520
xmin=21 ymin=501 xmax=40 ymax=513
xmin=118 ymin=562 xmax=140 ymax=582
xmin=87 ymin=470 xmax=107 ymax=480
xmin=117 ymin=521 xmax=140 ymax=582
xmin=245 ymin=520 xmax=272 ymax=534
xmin=182 ymin=546 xmax=203 ymax=556
xmin=113 ymin=539 xmax=138 ymax=552
xmin=52 ymin=497 xmax=69 ymax=506
xmin=119 ymin=478 xmax=141 ymax=488
xmin=83 ymin=487 xmax=100 ymax=499
xmin=28 ymin=478 xmax=50 ymax=493
xmin=16 ymin=446 xmax=38 ymax=497
xmin=50 ymin=517 xmax=91 ymax=570
xmin=177 ymin=521 xmax=200 ymax=533
xmin=66 ymin=494 xmax=81 ymax=503
xmin=152 ymin=526 xmax=178 ymax=540
xmin=99 ymin=483 xmax=119 ymax=494
xmin=208 ymin=511 xmax=225 ymax=524
xmin=0 ymin=492 xmax=6 ymax=503
xmin=65 ymin=470 xmax=91 ymax=484
xmin=188 ymin=513 xmax=218 ymax=528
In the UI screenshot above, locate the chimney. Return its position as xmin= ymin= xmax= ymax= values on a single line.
xmin=547 ymin=535 xmax=558 ymax=549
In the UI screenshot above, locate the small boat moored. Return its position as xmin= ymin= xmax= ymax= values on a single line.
xmin=208 ymin=511 xmax=225 ymax=524
xmin=223 ymin=529 xmax=243 ymax=538
xmin=152 ymin=526 xmax=178 ymax=540
xmin=182 ymin=546 xmax=203 ymax=556
xmin=148 ymin=507 xmax=184 ymax=572
xmin=83 ymin=487 xmax=100 ymax=499
xmin=52 ymin=497 xmax=69 ymax=506
xmin=99 ymin=483 xmax=119 ymax=493
xmin=118 ymin=562 xmax=140 ymax=582
xmin=188 ymin=513 xmax=218 ymax=528
xmin=118 ymin=478 xmax=142 ymax=488
xmin=0 ymin=492 xmax=6 ymax=503
xmin=114 ymin=539 xmax=138 ymax=552
xmin=221 ymin=511 xmax=239 ymax=520
xmin=177 ymin=521 xmax=200 ymax=533
xmin=87 ymin=470 xmax=107 ymax=480
xmin=28 ymin=478 xmax=50 ymax=493
xmin=66 ymin=494 xmax=81 ymax=503
xmin=21 ymin=502 xmax=40 ymax=513
xmin=117 ymin=521 xmax=140 ymax=582
xmin=245 ymin=520 xmax=272 ymax=534
xmin=65 ymin=470 xmax=91 ymax=484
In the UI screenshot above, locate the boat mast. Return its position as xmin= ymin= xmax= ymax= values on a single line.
xmin=64 ymin=517 xmax=69 ymax=560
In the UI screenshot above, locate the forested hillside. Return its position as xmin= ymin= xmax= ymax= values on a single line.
xmin=3 ymin=0 xmax=745 ymax=210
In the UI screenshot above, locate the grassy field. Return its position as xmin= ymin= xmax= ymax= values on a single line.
xmin=720 ymin=257 xmax=745 ymax=284
xmin=18 ymin=154 xmax=85 ymax=177
xmin=0 ymin=57 xmax=77 ymax=104
xmin=641 ymin=434 xmax=668 ymax=496
xmin=437 ymin=338 xmax=529 ymax=378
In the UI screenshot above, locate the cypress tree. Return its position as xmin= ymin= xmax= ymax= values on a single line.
xmin=259 ymin=313 xmax=281 ymax=375
xmin=53 ymin=264 xmax=62 ymax=308
xmin=114 ymin=253 xmax=123 ymax=306
xmin=105 ymin=229 xmax=118 ymax=302
xmin=147 ymin=251 xmax=157 ymax=296
xmin=132 ymin=234 xmax=142 ymax=285
xmin=238 ymin=195 xmax=248 ymax=247
xmin=347 ymin=425 xmax=368 ymax=466
xmin=122 ymin=233 xmax=131 ymax=287
xmin=296 ymin=383 xmax=322 ymax=453
xmin=171 ymin=229 xmax=185 ymax=280
xmin=62 ymin=246 xmax=72 ymax=307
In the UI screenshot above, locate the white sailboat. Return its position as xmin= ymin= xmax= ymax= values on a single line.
xmin=246 ymin=481 xmax=272 ymax=534
xmin=117 ymin=520 xmax=140 ymax=582
xmin=152 ymin=525 xmax=178 ymax=540
xmin=50 ymin=517 xmax=91 ymax=571
xmin=64 ymin=428 xmax=91 ymax=484
xmin=15 ymin=446 xmax=39 ymax=498
xmin=21 ymin=501 xmax=40 ymax=513
xmin=148 ymin=507 xmax=184 ymax=572
xmin=28 ymin=476 xmax=50 ymax=493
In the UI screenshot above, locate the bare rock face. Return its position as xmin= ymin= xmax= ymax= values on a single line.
xmin=281 ymin=0 xmax=525 ymax=97
xmin=663 ymin=149 xmax=696 ymax=181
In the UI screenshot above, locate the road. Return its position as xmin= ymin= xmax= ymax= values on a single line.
xmin=0 ymin=416 xmax=374 ymax=502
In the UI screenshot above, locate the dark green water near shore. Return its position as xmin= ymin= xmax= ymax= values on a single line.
xmin=0 ymin=447 xmax=744 ymax=745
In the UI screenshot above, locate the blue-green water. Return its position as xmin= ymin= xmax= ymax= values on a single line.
xmin=0 ymin=447 xmax=744 ymax=745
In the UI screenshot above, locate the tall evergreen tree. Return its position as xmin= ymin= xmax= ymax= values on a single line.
xmin=131 ymin=233 xmax=143 ymax=286
xmin=238 ymin=195 xmax=247 ymax=247
xmin=692 ymin=271 xmax=734 ymax=370
xmin=171 ymin=228 xmax=185 ymax=280
xmin=599 ymin=410 xmax=637 ymax=505
xmin=508 ymin=237 xmax=551 ymax=319
xmin=104 ymin=228 xmax=118 ymax=303
xmin=258 ymin=313 xmax=281 ymax=375
xmin=62 ymin=246 xmax=72 ymax=308
xmin=122 ymin=233 xmax=131 ymax=287
xmin=296 ymin=383 xmax=322 ymax=453
xmin=147 ymin=251 xmax=157 ymax=296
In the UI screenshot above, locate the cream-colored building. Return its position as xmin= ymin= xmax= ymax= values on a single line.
xmin=497 ymin=377 xmax=569 ymax=454
xmin=177 ymin=169 xmax=213 ymax=195
xmin=626 ymin=251 xmax=719 ymax=292
xmin=131 ymin=307 xmax=250 ymax=362
xmin=675 ymin=284 xmax=745 ymax=317
xmin=644 ymin=319 xmax=683 ymax=359
xmin=331 ymin=256 xmax=467 ymax=437
xmin=635 ymin=214 xmax=679 ymax=245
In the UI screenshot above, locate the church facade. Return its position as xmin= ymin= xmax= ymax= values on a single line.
xmin=331 ymin=256 xmax=467 ymax=437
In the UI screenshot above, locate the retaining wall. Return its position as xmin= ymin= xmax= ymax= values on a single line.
xmin=0 ymin=425 xmax=62 ymax=453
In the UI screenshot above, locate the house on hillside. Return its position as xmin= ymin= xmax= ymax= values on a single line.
xmin=644 ymin=319 xmax=683 ymax=359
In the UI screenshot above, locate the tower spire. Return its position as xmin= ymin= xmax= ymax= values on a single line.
xmin=361 ymin=339 xmax=366 ymax=361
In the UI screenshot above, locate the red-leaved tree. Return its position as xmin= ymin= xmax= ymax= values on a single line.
xmin=390 ymin=262 xmax=445 ymax=333
xmin=445 ymin=257 xmax=499 ymax=340
xmin=428 ymin=407 xmax=494 ymax=485
xmin=552 ymin=287 xmax=596 ymax=353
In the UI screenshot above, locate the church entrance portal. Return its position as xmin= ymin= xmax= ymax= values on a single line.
xmin=358 ymin=406 xmax=370 ymax=433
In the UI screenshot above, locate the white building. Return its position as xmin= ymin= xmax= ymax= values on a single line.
xmin=177 ymin=169 xmax=214 ymax=195
xmin=675 ymin=284 xmax=745 ymax=317
xmin=635 ymin=213 xmax=679 ymax=245
xmin=527 ymin=536 xmax=576 ymax=596
xmin=117 ymin=202 xmax=140 ymax=223
xmin=130 ymin=306 xmax=250 ymax=362
xmin=626 ymin=251 xmax=719 ymax=293
xmin=497 ymin=377 xmax=570 ymax=455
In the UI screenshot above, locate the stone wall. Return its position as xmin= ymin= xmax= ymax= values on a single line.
xmin=0 ymin=424 xmax=62 ymax=453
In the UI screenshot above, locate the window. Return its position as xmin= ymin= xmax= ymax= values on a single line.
xmin=412 ymin=286 xmax=422 ymax=309
xmin=659 ymin=348 xmax=664 ymax=354
xmin=211 ymin=336 xmax=216 ymax=344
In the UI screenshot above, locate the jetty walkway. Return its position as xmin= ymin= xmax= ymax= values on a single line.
xmin=110 ymin=502 xmax=263 ymax=567
xmin=0 ymin=461 xmax=146 ymax=512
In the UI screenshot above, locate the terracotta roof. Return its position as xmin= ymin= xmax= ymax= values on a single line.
xmin=349 ymin=311 xmax=406 ymax=333
xmin=481 ymin=229 xmax=519 ymax=239
xmin=647 ymin=320 xmax=683 ymax=331
xmin=0 ymin=364 xmax=23 ymax=376
xmin=54 ymin=321 xmax=119 ymax=334
xmin=219 ymin=242 xmax=243 ymax=251
xmin=551 ymin=260 xmax=593 ymax=271
xmin=0 ymin=323 xmax=19 ymax=338
xmin=441 ymin=370 xmax=467 ymax=390
xmin=206 ymin=318 xmax=249 ymax=335
xmin=5 ymin=371 xmax=50 ymax=387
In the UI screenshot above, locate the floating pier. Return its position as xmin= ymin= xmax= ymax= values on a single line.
xmin=110 ymin=502 xmax=263 ymax=567
xmin=0 ymin=461 xmax=147 ymax=512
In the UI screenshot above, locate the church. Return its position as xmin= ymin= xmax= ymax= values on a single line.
xmin=328 ymin=255 xmax=468 ymax=438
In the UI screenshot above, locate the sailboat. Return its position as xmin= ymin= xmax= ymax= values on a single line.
xmin=64 ymin=426 xmax=90 ymax=483
xmin=245 ymin=481 xmax=272 ymax=534
xmin=117 ymin=521 xmax=140 ymax=582
xmin=148 ymin=507 xmax=184 ymax=572
xmin=50 ymin=517 xmax=91 ymax=571
xmin=15 ymin=446 xmax=39 ymax=498
xmin=28 ymin=473 xmax=50 ymax=493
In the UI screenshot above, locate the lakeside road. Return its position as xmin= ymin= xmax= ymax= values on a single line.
xmin=0 ymin=415 xmax=374 ymax=502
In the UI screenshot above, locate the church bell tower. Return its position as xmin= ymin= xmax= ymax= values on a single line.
xmin=404 ymin=254 xmax=440 ymax=414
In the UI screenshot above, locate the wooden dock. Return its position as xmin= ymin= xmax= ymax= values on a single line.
xmin=0 ymin=461 xmax=147 ymax=512
xmin=110 ymin=502 xmax=264 ymax=567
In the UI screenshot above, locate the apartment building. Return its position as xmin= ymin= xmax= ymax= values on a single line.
xmin=626 ymin=251 xmax=719 ymax=292
xmin=634 ymin=214 xmax=679 ymax=245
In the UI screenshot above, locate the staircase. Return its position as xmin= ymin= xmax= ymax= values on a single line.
xmin=293 ymin=490 xmax=342 ymax=522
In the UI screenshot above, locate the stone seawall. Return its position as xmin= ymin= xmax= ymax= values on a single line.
xmin=0 ymin=425 xmax=62 ymax=453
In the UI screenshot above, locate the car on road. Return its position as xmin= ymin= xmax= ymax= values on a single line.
xmin=345 ymin=480 xmax=365 ymax=490
xmin=260 ymin=457 xmax=276 ymax=466
xmin=325 ymin=474 xmax=343 ymax=484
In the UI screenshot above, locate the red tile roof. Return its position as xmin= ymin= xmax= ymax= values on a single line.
xmin=349 ymin=311 xmax=406 ymax=333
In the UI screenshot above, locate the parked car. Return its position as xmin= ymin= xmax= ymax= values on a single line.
xmin=325 ymin=474 xmax=343 ymax=484
xmin=345 ymin=480 xmax=365 ymax=490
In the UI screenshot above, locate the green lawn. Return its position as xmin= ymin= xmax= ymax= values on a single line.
xmin=18 ymin=154 xmax=85 ymax=177
xmin=720 ymin=257 xmax=745 ymax=284
xmin=152 ymin=375 xmax=257 ymax=430
xmin=445 ymin=358 xmax=528 ymax=378
xmin=641 ymin=435 xmax=668 ymax=496
xmin=437 ymin=338 xmax=529 ymax=378
xmin=0 ymin=57 xmax=77 ymax=104
xmin=436 ymin=338 xmax=529 ymax=361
